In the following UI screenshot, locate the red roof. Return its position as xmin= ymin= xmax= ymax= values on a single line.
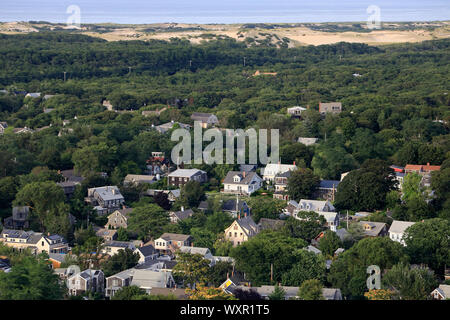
xmin=405 ymin=164 xmax=441 ymax=172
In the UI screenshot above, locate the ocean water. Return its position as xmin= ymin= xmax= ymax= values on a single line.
xmin=0 ymin=0 xmax=449 ymax=24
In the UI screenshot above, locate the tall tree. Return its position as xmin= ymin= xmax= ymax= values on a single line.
xmin=287 ymin=168 xmax=320 ymax=201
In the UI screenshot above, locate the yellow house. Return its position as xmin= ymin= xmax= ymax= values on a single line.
xmin=224 ymin=216 xmax=259 ymax=247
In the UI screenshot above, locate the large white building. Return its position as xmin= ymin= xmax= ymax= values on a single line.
xmin=261 ymin=163 xmax=297 ymax=182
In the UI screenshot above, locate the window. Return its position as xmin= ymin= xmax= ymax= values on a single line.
xmin=228 ymin=232 xmax=231 ymax=237
xmin=234 ymin=232 xmax=237 ymax=237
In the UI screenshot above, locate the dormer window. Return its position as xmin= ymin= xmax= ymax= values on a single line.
xmin=233 ymin=175 xmax=241 ymax=183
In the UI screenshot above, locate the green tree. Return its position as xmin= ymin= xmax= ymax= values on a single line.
xmin=281 ymin=250 xmax=326 ymax=286
xmin=173 ymin=252 xmax=211 ymax=288
xmin=230 ymin=231 xmax=307 ymax=285
xmin=101 ymin=248 xmax=140 ymax=277
xmin=127 ymin=204 xmax=170 ymax=240
xmin=282 ymin=214 xmax=326 ymax=242
xmin=328 ymin=237 xmax=408 ymax=299
xmin=297 ymin=279 xmax=324 ymax=300
xmin=403 ymin=218 xmax=450 ymax=274
xmin=287 ymin=168 xmax=320 ymax=201
xmin=0 ymin=254 xmax=65 ymax=300
xmin=318 ymin=230 xmax=343 ymax=257
xmin=382 ymin=262 xmax=438 ymax=300
xmin=111 ymin=286 xmax=146 ymax=300
xmin=268 ymin=284 xmax=286 ymax=300
xmin=177 ymin=180 xmax=205 ymax=208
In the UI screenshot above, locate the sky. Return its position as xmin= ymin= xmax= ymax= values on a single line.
xmin=0 ymin=0 xmax=449 ymax=24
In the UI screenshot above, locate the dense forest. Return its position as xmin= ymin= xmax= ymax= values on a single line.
xmin=0 ymin=32 xmax=449 ymax=299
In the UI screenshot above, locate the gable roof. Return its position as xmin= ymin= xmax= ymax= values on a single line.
xmin=136 ymin=245 xmax=157 ymax=257
xmin=358 ymin=221 xmax=387 ymax=236
xmin=130 ymin=269 xmax=172 ymax=289
xmin=389 ymin=220 xmax=416 ymax=234
xmin=298 ymin=199 xmax=335 ymax=212
xmin=223 ymin=171 xmax=261 ymax=185
xmin=179 ymin=246 xmax=211 ymax=256
xmin=319 ymin=180 xmax=340 ymax=189
xmin=170 ymin=209 xmax=194 ymax=221
xmin=222 ymin=199 xmax=248 ymax=212
xmin=233 ymin=216 xmax=259 ymax=237
xmin=158 ymin=233 xmax=191 ymax=242
xmin=168 ymin=168 xmax=206 ymax=178
xmin=258 ymin=218 xmax=285 ymax=231
xmin=190 ymin=112 xmax=218 ymax=123
xmin=433 ymin=285 xmax=450 ymax=299
xmin=262 ymin=164 xmax=297 ymax=177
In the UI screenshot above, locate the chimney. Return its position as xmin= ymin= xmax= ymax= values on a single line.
xmin=122 ymin=204 xmax=126 ymax=210
xmin=293 ymin=161 xmax=296 ymax=166
xmin=427 ymin=162 xmax=430 ymax=166
xmin=242 ymin=171 xmax=246 ymax=178
xmin=140 ymin=242 xmax=143 ymax=247
xmin=47 ymin=232 xmax=50 ymax=236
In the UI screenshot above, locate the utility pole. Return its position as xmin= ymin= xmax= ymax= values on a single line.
xmin=128 ymin=66 xmax=132 ymax=75
xmin=270 ymin=263 xmax=273 ymax=282
xmin=63 ymin=72 xmax=66 ymax=82
xmin=243 ymin=56 xmax=246 ymax=67
xmin=347 ymin=210 xmax=349 ymax=229
xmin=189 ymin=60 xmax=192 ymax=68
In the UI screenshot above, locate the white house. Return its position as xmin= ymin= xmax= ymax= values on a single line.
xmin=222 ymin=171 xmax=263 ymax=195
xmin=154 ymin=233 xmax=192 ymax=253
xmin=296 ymin=199 xmax=335 ymax=213
xmin=388 ymin=220 xmax=416 ymax=246
xmin=287 ymin=106 xmax=306 ymax=117
xmin=261 ymin=163 xmax=297 ymax=182
xmin=431 ymin=284 xmax=450 ymax=300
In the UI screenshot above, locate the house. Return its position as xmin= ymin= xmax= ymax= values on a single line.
xmin=154 ymin=121 xmax=191 ymax=134
xmin=146 ymin=189 xmax=181 ymax=202
xmin=145 ymin=152 xmax=170 ymax=175
xmin=282 ymin=200 xmax=299 ymax=217
xmin=405 ymin=163 xmax=441 ymax=175
xmin=317 ymin=211 xmax=340 ymax=231
xmin=178 ymin=246 xmax=214 ymax=264
xmin=86 ymin=186 xmax=125 ymax=215
xmin=95 ymin=228 xmax=118 ymax=242
xmin=154 ymin=233 xmax=192 ymax=254
xmin=13 ymin=127 xmax=34 ymax=134
xmin=105 ymin=268 xmax=134 ymax=298
xmin=59 ymin=168 xmax=84 ymax=184
xmin=334 ymin=248 xmax=345 ymax=257
xmin=25 ymin=92 xmax=41 ymax=98
xmin=322 ymin=288 xmax=343 ymax=300
xmin=0 ymin=229 xmax=69 ymax=254
xmin=224 ymin=215 xmax=259 ymax=247
xmin=191 ymin=112 xmax=219 ymax=128
xmin=261 ymin=163 xmax=298 ymax=182
xmin=142 ymin=106 xmax=167 ymax=117
xmin=168 ymin=168 xmax=207 ymax=187
xmin=105 ymin=207 xmax=133 ymax=230
xmin=48 ymin=253 xmax=68 ymax=269
xmin=67 ymin=269 xmax=105 ymax=296
xmin=318 ymin=101 xmax=342 ymax=115
xmin=103 ymin=100 xmax=114 ymax=111
xmin=272 ymin=170 xmax=292 ymax=201
xmin=134 ymin=244 xmax=159 ymax=263
xmin=169 ymin=207 xmax=194 ymax=223
xmin=335 ymin=228 xmax=351 ymax=242
xmin=57 ymin=181 xmax=77 ymax=198
xmin=0 ymin=122 xmax=8 ymax=134
xmin=131 ymin=269 xmax=175 ymax=293
xmin=123 ymin=174 xmax=157 ymax=186
xmin=222 ymin=171 xmax=263 ymax=195
xmin=431 ymin=284 xmax=450 ymax=300
xmin=306 ymin=245 xmax=322 ymax=255
xmin=287 ymin=106 xmax=306 ymax=118
xmin=222 ymin=198 xmax=251 ymax=218
xmin=297 ymin=137 xmax=318 ymax=146
xmin=388 ymin=220 xmax=416 ymax=246
xmin=253 ymin=70 xmax=277 ymax=77
xmin=102 ymin=241 xmax=136 ymax=256
xmin=258 ymin=218 xmax=285 ymax=231
xmin=3 ymin=206 xmax=30 ymax=230
xmin=358 ymin=221 xmax=388 ymax=237
xmin=315 ymin=180 xmax=340 ymax=201
xmin=296 ymin=199 xmax=335 ymax=214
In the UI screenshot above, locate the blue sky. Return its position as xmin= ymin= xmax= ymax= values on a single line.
xmin=0 ymin=0 xmax=448 ymax=23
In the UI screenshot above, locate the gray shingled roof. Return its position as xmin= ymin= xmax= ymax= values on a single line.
xmin=223 ymin=171 xmax=260 ymax=185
